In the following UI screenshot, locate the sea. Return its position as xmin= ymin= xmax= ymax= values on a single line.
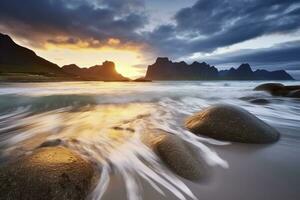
xmin=0 ymin=81 xmax=299 ymax=200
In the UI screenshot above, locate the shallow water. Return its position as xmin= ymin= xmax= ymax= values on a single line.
xmin=0 ymin=81 xmax=299 ymax=200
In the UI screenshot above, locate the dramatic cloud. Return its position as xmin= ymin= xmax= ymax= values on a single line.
xmin=0 ymin=0 xmax=147 ymax=48
xmin=202 ymin=40 xmax=300 ymax=69
xmin=149 ymin=0 xmax=300 ymax=56
xmin=0 ymin=0 xmax=299 ymax=71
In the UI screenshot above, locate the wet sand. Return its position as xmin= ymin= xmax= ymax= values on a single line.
xmin=0 ymin=81 xmax=300 ymax=200
xmin=101 ymin=126 xmax=300 ymax=200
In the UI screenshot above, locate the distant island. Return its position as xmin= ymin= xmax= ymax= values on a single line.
xmin=0 ymin=33 xmax=294 ymax=81
xmin=145 ymin=57 xmax=294 ymax=80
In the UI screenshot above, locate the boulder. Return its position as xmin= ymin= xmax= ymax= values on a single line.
xmin=254 ymin=83 xmax=286 ymax=95
xmin=0 ymin=147 xmax=96 ymax=200
xmin=254 ymin=83 xmax=300 ymax=96
xmin=152 ymin=133 xmax=208 ymax=181
xmin=185 ymin=104 xmax=280 ymax=143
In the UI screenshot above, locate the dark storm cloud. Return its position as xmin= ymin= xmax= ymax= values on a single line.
xmin=202 ymin=40 xmax=300 ymax=79
xmin=0 ymin=0 xmax=147 ymax=47
xmin=98 ymin=0 xmax=145 ymax=13
xmin=0 ymin=0 xmax=299 ymax=62
xmin=203 ymin=40 xmax=300 ymax=70
xmin=148 ymin=0 xmax=300 ymax=56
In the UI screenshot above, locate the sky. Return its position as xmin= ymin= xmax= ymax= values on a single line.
xmin=0 ymin=0 xmax=299 ymax=78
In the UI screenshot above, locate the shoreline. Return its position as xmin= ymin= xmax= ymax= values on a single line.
xmin=0 ymin=79 xmax=298 ymax=83
xmin=0 ymin=81 xmax=299 ymax=200
xmin=100 ymin=133 xmax=300 ymax=200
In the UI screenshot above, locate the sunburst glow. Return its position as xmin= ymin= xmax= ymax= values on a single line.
xmin=13 ymin=38 xmax=146 ymax=78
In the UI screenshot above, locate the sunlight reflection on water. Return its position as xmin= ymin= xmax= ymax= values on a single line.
xmin=0 ymin=81 xmax=300 ymax=200
xmin=0 ymin=103 xmax=228 ymax=200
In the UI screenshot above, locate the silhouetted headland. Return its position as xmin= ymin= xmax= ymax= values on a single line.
xmin=0 ymin=33 xmax=295 ymax=82
xmin=62 ymin=62 xmax=129 ymax=81
xmin=145 ymin=57 xmax=294 ymax=80
xmin=0 ymin=33 xmax=129 ymax=82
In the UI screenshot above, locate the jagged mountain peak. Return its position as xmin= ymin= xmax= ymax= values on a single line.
xmin=145 ymin=57 xmax=294 ymax=80
xmin=237 ymin=63 xmax=252 ymax=72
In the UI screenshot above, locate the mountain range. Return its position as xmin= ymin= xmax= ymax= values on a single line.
xmin=145 ymin=57 xmax=294 ymax=80
xmin=0 ymin=33 xmax=295 ymax=81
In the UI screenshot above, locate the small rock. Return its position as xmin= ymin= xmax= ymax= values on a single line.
xmin=133 ymin=77 xmax=152 ymax=82
xmin=239 ymin=96 xmax=256 ymax=101
xmin=249 ymin=98 xmax=270 ymax=105
xmin=240 ymin=96 xmax=270 ymax=105
xmin=0 ymin=147 xmax=96 ymax=200
xmin=185 ymin=104 xmax=280 ymax=143
xmin=38 ymin=139 xmax=62 ymax=148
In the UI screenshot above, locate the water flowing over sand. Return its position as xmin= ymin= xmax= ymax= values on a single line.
xmin=0 ymin=81 xmax=300 ymax=200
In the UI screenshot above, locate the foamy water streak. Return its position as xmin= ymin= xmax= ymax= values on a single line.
xmin=0 ymin=103 xmax=227 ymax=200
xmin=2 ymin=104 xmax=224 ymax=200
xmin=63 ymin=104 xmax=226 ymax=200
xmin=1 ymin=81 xmax=300 ymax=200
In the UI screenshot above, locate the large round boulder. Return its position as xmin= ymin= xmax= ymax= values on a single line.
xmin=0 ymin=147 xmax=96 ymax=200
xmin=254 ymin=83 xmax=286 ymax=96
xmin=254 ymin=83 xmax=300 ymax=97
xmin=185 ymin=104 xmax=280 ymax=143
xmin=152 ymin=133 xmax=209 ymax=181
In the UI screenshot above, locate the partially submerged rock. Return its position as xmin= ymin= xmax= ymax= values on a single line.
xmin=240 ymin=96 xmax=270 ymax=105
xmin=151 ymin=133 xmax=208 ymax=181
xmin=249 ymin=98 xmax=270 ymax=105
xmin=0 ymin=147 xmax=96 ymax=200
xmin=185 ymin=104 xmax=280 ymax=143
xmin=133 ymin=77 xmax=152 ymax=82
xmin=287 ymin=90 xmax=300 ymax=98
xmin=38 ymin=138 xmax=62 ymax=148
xmin=254 ymin=83 xmax=300 ymax=97
xmin=284 ymin=85 xmax=300 ymax=91
xmin=254 ymin=83 xmax=286 ymax=95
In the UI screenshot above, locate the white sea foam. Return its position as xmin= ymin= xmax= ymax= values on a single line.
xmin=0 ymin=81 xmax=300 ymax=200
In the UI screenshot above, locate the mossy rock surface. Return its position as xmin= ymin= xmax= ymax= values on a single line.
xmin=0 ymin=147 xmax=96 ymax=200
xmin=185 ymin=104 xmax=280 ymax=143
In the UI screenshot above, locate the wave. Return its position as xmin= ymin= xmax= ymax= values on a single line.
xmin=1 ymin=81 xmax=300 ymax=200
xmin=0 ymin=103 xmax=228 ymax=200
